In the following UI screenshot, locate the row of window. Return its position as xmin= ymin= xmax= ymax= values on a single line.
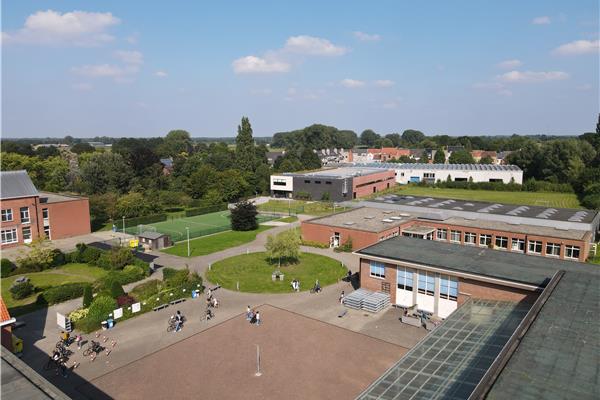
xmin=303 ymin=180 xmax=333 ymax=185
xmin=372 ymin=263 xmax=459 ymax=301
xmin=435 ymin=228 xmax=580 ymax=259
xmin=1 ymin=207 xmax=49 ymax=223
xmin=1 ymin=226 xmax=51 ymax=244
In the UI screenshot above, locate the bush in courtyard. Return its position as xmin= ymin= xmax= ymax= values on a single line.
xmin=96 ymin=247 xmax=134 ymax=270
xmin=68 ymin=308 xmax=89 ymax=323
xmin=130 ymin=279 xmax=161 ymax=300
xmin=16 ymin=240 xmax=56 ymax=271
xmin=116 ymin=294 xmax=136 ymax=307
xmin=82 ymin=285 xmax=93 ymax=308
xmin=39 ymin=283 xmax=86 ymax=305
xmin=300 ymin=239 xmax=329 ymax=249
xmin=163 ymin=268 xmax=189 ymax=288
xmin=94 ymin=265 xmax=146 ymax=293
xmin=110 ymin=280 xmax=125 ymax=298
xmin=334 ymin=237 xmax=353 ymax=253
xmin=50 ymin=249 xmax=66 ymax=267
xmin=86 ymin=295 xmax=117 ymax=325
xmin=230 ymin=200 xmax=258 ymax=231
xmin=10 ymin=281 xmax=34 ymax=300
xmin=1 ymin=258 xmax=15 ymax=278
xmin=265 ymin=229 xmax=301 ymax=265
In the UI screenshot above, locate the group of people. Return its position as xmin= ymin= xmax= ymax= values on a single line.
xmin=246 ymin=306 xmax=261 ymax=326
xmin=290 ymin=279 xmax=300 ymax=292
xmin=50 ymin=331 xmax=83 ymax=377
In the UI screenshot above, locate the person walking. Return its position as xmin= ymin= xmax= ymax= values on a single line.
xmin=246 ymin=305 xmax=252 ymax=320
xmin=255 ymin=311 xmax=261 ymax=326
xmin=339 ymin=291 xmax=345 ymax=304
xmin=75 ymin=334 xmax=82 ymax=350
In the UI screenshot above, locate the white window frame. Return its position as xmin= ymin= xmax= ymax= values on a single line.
xmin=528 ymin=240 xmax=542 ymax=255
xmin=565 ymin=245 xmax=580 ymax=260
xmin=42 ymin=208 xmax=49 ymax=223
xmin=479 ymin=234 xmax=491 ymax=247
xmin=1 ymin=209 xmax=13 ymax=222
xmin=495 ymin=236 xmax=508 ymax=249
xmin=511 ymin=238 xmax=525 ymax=252
xmin=22 ymin=226 xmax=32 ymax=243
xmin=546 ymin=242 xmax=561 ymax=257
xmin=418 ymin=271 xmax=435 ymax=296
xmin=1 ymin=228 xmax=18 ymax=244
xmin=464 ymin=232 xmax=476 ymax=245
xmin=44 ymin=226 xmax=51 ymax=240
xmin=439 ymin=274 xmax=458 ymax=301
xmin=450 ymin=230 xmax=461 ymax=243
xmin=20 ymin=207 xmax=30 ymax=224
xmin=397 ymin=266 xmax=414 ymax=291
xmin=369 ymin=261 xmax=385 ymax=279
xmin=436 ymin=228 xmax=447 ymax=241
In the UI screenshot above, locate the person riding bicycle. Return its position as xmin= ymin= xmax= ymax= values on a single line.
xmin=175 ymin=310 xmax=184 ymax=332
xmin=206 ymin=307 xmax=214 ymax=320
xmin=60 ymin=331 xmax=70 ymax=345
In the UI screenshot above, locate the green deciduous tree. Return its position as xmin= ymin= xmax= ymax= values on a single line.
xmin=235 ymin=117 xmax=256 ymax=171
xmin=448 ymin=150 xmax=475 ymax=164
xmin=265 ymin=229 xmax=301 ymax=265
xmin=360 ymin=129 xmax=380 ymax=146
xmin=70 ymin=142 xmax=95 ymax=154
xmin=83 ymin=285 xmax=93 ymax=308
xmin=433 ymin=149 xmax=446 ymax=164
xmin=230 ymin=200 xmax=258 ymax=231
xmin=79 ymin=152 xmax=133 ymax=194
xmin=479 ymin=155 xmax=494 ymax=164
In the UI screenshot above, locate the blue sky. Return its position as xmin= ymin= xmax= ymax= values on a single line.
xmin=2 ymin=0 xmax=598 ymax=138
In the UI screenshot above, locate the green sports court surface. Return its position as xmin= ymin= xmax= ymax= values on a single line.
xmin=128 ymin=211 xmax=276 ymax=242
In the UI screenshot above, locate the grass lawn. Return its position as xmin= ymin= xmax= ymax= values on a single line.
xmin=258 ymin=200 xmax=350 ymax=216
xmin=277 ymin=216 xmax=298 ymax=223
xmin=1 ymin=263 xmax=107 ymax=313
xmin=161 ymin=225 xmax=273 ymax=257
xmin=378 ymin=186 xmax=582 ymax=209
xmin=206 ymin=252 xmax=346 ymax=293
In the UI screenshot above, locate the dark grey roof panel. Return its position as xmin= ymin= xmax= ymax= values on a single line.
xmin=138 ymin=231 xmax=167 ymax=240
xmin=0 ymin=170 xmax=38 ymax=199
xmin=353 ymin=163 xmax=522 ymax=172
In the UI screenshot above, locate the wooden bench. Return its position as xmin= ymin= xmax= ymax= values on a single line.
xmin=153 ymin=304 xmax=169 ymax=311
xmin=170 ymin=298 xmax=186 ymax=305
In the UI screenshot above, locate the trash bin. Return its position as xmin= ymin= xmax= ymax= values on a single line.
xmin=107 ymin=318 xmax=114 ymax=329
xmin=101 ymin=321 xmax=108 ymax=330
xmin=192 ymin=290 xmax=199 ymax=299
xmin=12 ymin=335 xmax=23 ymax=354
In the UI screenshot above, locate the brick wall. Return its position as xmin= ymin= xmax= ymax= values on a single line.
xmin=0 ymin=196 xmax=42 ymax=248
xmin=359 ymin=258 xmax=397 ymax=303
xmin=43 ymin=198 xmax=91 ymax=240
xmin=352 ymin=170 xmax=396 ymax=199
xmin=301 ymin=222 xmax=399 ymax=250
xmin=457 ymin=278 xmax=538 ymax=305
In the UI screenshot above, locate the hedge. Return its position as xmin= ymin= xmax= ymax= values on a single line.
xmin=38 ymin=283 xmax=87 ymax=305
xmin=124 ymin=213 xmax=167 ymax=226
xmin=130 ymin=279 xmax=161 ymax=300
xmin=184 ymin=203 xmax=228 ymax=217
xmin=10 ymin=281 xmax=34 ymax=300
xmin=94 ymin=264 xmax=148 ymax=292
xmin=1 ymin=259 xmax=14 ymax=278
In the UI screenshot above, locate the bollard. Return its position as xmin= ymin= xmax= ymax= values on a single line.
xmin=237 ymin=281 xmax=240 ymax=291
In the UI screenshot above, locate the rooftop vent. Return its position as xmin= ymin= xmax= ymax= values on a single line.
xmin=399 ymin=213 xmax=410 ymax=217
xmin=343 ymin=221 xmax=355 ymax=226
xmin=382 ymin=210 xmax=393 ymax=214
xmin=382 ymin=219 xmax=394 ymax=223
xmin=364 ymin=216 xmax=375 ymax=219
xmin=390 ymin=216 xmax=403 ymax=220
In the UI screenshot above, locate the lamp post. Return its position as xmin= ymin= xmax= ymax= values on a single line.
xmin=186 ymin=227 xmax=190 ymax=257
xmin=122 ymin=216 xmax=125 ymax=234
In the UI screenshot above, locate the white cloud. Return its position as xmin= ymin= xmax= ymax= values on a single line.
xmin=498 ymin=89 xmax=513 ymax=96
xmin=497 ymin=70 xmax=569 ymax=83
xmin=154 ymin=70 xmax=168 ymax=77
xmin=354 ymin=31 xmax=381 ymax=42
xmin=115 ymin=50 xmax=143 ymax=65
xmin=71 ymin=64 xmax=125 ymax=78
xmin=382 ymin=102 xmax=399 ymax=109
xmin=287 ymin=87 xmax=297 ymax=96
xmin=552 ymin=39 xmax=599 ymax=55
xmin=232 ymin=55 xmax=290 ymax=74
xmin=532 ymin=16 xmax=551 ymax=25
xmin=2 ymin=10 xmax=119 ymax=46
xmin=374 ymin=79 xmax=395 ymax=87
xmin=497 ymin=59 xmax=522 ymax=69
xmin=284 ymin=35 xmax=347 ymax=56
xmin=577 ymin=83 xmax=592 ymax=91
xmin=340 ymin=78 xmax=365 ymax=88
xmin=250 ymin=88 xmax=272 ymax=95
xmin=126 ymin=33 xmax=139 ymax=44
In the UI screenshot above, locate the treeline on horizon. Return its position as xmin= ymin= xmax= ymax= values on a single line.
xmin=1 ymin=119 xmax=600 ymax=210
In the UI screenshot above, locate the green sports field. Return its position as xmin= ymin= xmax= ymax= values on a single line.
xmin=128 ymin=211 xmax=277 ymax=242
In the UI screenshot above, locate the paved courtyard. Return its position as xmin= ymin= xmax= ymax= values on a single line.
xmin=78 ymin=305 xmax=407 ymax=400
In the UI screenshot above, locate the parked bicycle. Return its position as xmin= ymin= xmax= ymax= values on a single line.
xmin=82 ymin=340 xmax=104 ymax=357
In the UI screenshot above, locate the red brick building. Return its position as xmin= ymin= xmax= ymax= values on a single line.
xmin=301 ymin=206 xmax=594 ymax=262
xmin=0 ymin=170 xmax=91 ymax=248
xmin=0 ymin=297 xmax=15 ymax=351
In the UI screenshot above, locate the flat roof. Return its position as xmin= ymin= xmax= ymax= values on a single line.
xmin=38 ymin=192 xmax=84 ymax=203
xmin=353 ymin=163 xmax=522 ymax=172
xmin=367 ymin=194 xmax=598 ymax=224
xmin=355 ymin=236 xmax=600 ymax=399
xmin=305 ymin=207 xmax=411 ymax=233
xmin=355 ymin=236 xmax=589 ymax=287
xmin=284 ymin=167 xmax=389 ymax=179
xmin=358 ymin=299 xmax=531 ymax=400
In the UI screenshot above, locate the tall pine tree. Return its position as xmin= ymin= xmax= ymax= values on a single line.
xmin=235 ymin=117 xmax=256 ymax=171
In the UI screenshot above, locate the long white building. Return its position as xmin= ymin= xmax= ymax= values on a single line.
xmin=352 ymin=163 xmax=523 ymax=184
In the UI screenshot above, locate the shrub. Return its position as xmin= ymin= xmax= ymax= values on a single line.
xmin=87 ymin=295 xmax=117 ymax=324
xmin=10 ymin=281 xmax=34 ymax=300
xmin=83 ymin=285 xmax=93 ymax=308
xmin=334 ymin=237 xmax=353 ymax=253
xmin=68 ymin=308 xmax=89 ymax=322
xmin=39 ymin=283 xmax=86 ymax=305
xmin=124 ymin=213 xmax=167 ymax=226
xmin=1 ymin=258 xmax=14 ymax=278
xmin=82 ymin=247 xmax=102 ymax=264
xmin=230 ymin=200 xmax=258 ymax=231
xmin=116 ymin=294 xmax=136 ymax=307
xmin=110 ymin=280 xmax=125 ymax=298
xmin=50 ymin=249 xmax=66 ymax=267
xmin=94 ymin=265 xmax=147 ymax=292
xmin=130 ymin=279 xmax=161 ymax=300
xmin=163 ymin=268 xmax=189 ymax=288
xmin=184 ymin=203 xmax=227 ymax=217
xmin=300 ymin=239 xmax=329 ymax=249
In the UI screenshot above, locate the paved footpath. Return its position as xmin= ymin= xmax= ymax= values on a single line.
xmin=13 ymin=216 xmax=426 ymax=399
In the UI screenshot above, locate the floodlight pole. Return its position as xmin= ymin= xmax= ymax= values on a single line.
xmin=122 ymin=216 xmax=125 ymax=235
xmin=254 ymin=344 xmax=262 ymax=376
xmin=186 ymin=227 xmax=190 ymax=257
